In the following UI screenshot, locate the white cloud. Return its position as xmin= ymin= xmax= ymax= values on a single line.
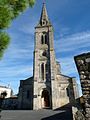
xmin=19 ymin=23 xmax=35 ymax=35
xmin=54 ymin=31 xmax=90 ymax=85
xmin=3 ymin=31 xmax=34 ymax=60
xmin=7 ymin=47 xmax=33 ymax=59
xmin=0 ymin=65 xmax=33 ymax=78
xmin=57 ymin=57 xmax=76 ymax=75
xmin=17 ymin=15 xmax=38 ymax=35
xmin=55 ymin=31 xmax=90 ymax=53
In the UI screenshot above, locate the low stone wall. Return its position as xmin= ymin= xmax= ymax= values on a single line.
xmin=74 ymin=52 xmax=90 ymax=120
xmin=72 ymin=106 xmax=86 ymax=120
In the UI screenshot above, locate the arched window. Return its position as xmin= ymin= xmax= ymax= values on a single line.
xmin=41 ymin=35 xmax=44 ymax=44
xmin=45 ymin=34 xmax=47 ymax=44
xmin=41 ymin=34 xmax=47 ymax=44
xmin=41 ymin=63 xmax=44 ymax=80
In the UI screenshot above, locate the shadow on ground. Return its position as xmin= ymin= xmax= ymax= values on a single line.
xmin=41 ymin=104 xmax=73 ymax=120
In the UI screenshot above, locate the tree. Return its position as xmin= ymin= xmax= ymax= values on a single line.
xmin=1 ymin=91 xmax=7 ymax=99
xmin=0 ymin=32 xmax=10 ymax=58
xmin=0 ymin=0 xmax=35 ymax=59
xmin=0 ymin=91 xmax=7 ymax=111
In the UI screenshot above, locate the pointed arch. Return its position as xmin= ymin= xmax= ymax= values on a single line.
xmin=41 ymin=89 xmax=50 ymax=107
xmin=45 ymin=34 xmax=47 ymax=44
xmin=41 ymin=33 xmax=48 ymax=45
xmin=41 ymin=35 xmax=44 ymax=44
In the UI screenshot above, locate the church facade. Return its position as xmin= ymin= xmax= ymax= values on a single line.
xmin=18 ymin=3 xmax=79 ymax=110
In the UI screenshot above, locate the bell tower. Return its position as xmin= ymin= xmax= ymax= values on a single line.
xmin=18 ymin=2 xmax=79 ymax=111
xmin=33 ymin=3 xmax=58 ymax=110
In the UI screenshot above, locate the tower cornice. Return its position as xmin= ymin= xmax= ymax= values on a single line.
xmin=35 ymin=24 xmax=52 ymax=29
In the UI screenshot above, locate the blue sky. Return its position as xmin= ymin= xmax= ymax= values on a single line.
xmin=0 ymin=0 xmax=90 ymax=95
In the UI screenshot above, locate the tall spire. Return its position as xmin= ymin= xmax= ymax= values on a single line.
xmin=40 ymin=3 xmax=48 ymax=22
xmin=37 ymin=2 xmax=51 ymax=27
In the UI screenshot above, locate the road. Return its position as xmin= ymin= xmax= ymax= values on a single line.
xmin=0 ymin=109 xmax=73 ymax=120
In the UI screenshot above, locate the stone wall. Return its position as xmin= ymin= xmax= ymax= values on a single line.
xmin=18 ymin=77 xmax=33 ymax=110
xmin=74 ymin=52 xmax=90 ymax=120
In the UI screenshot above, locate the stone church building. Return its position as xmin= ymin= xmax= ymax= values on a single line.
xmin=18 ymin=3 xmax=79 ymax=110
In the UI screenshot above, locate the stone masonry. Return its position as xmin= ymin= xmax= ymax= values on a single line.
xmin=74 ymin=52 xmax=90 ymax=120
xmin=18 ymin=3 xmax=79 ymax=110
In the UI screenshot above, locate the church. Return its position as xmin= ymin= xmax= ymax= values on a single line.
xmin=18 ymin=3 xmax=79 ymax=110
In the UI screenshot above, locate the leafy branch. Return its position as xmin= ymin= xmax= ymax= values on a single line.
xmin=0 ymin=0 xmax=35 ymax=59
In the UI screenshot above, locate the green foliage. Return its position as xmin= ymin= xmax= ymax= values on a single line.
xmin=0 ymin=0 xmax=35 ymax=28
xmin=0 ymin=0 xmax=35 ymax=58
xmin=0 ymin=6 xmax=13 ymax=29
xmin=29 ymin=0 xmax=35 ymax=7
xmin=12 ymin=0 xmax=29 ymax=17
xmin=11 ymin=0 xmax=35 ymax=17
xmin=0 ymin=32 xmax=10 ymax=58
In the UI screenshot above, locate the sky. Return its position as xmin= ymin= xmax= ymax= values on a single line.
xmin=0 ymin=0 xmax=90 ymax=95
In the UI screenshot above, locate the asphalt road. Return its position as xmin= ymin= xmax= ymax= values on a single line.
xmin=0 ymin=109 xmax=73 ymax=120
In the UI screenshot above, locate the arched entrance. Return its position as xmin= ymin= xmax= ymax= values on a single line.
xmin=41 ymin=89 xmax=50 ymax=108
